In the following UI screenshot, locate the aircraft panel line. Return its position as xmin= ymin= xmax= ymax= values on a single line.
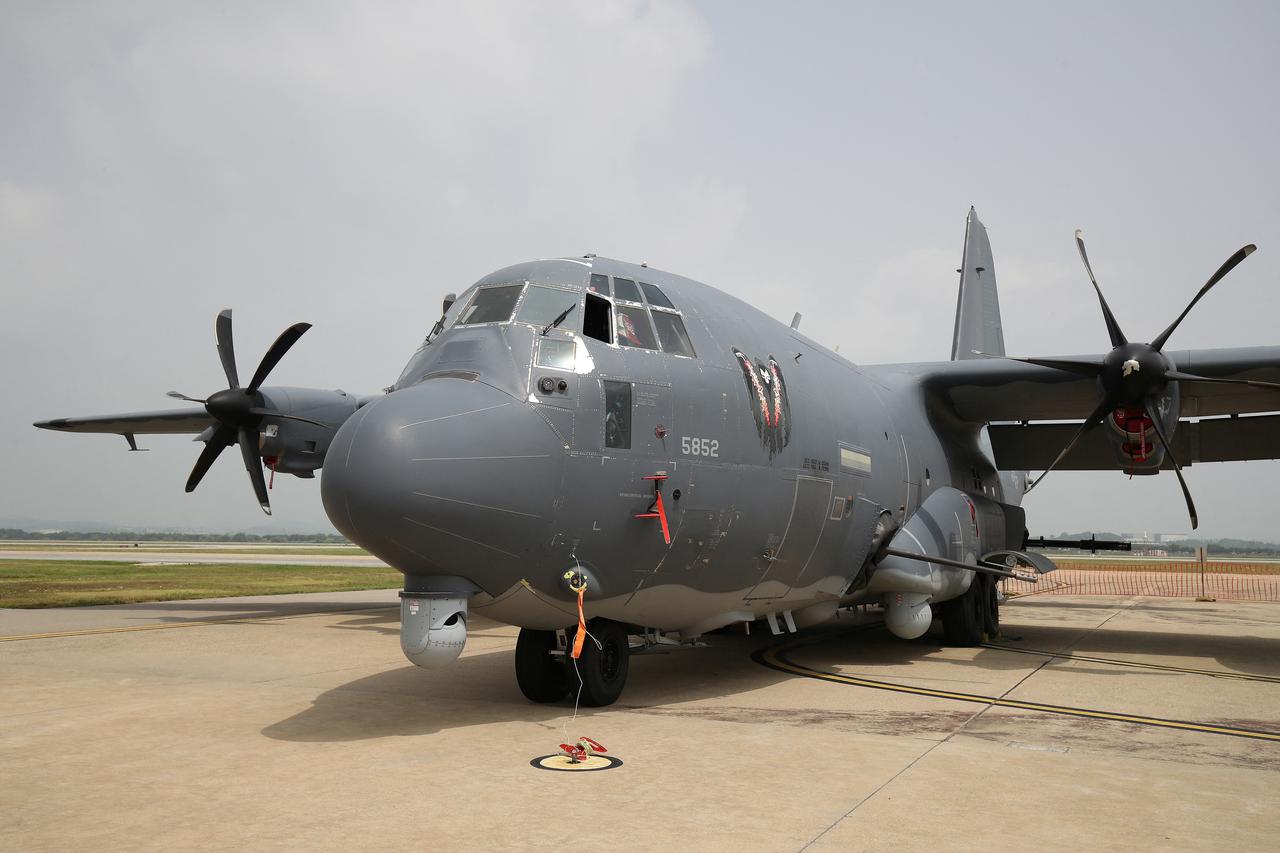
xmin=397 ymin=402 xmax=510 ymax=430
xmin=410 ymin=491 xmax=542 ymax=518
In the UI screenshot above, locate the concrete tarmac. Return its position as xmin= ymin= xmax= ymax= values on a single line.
xmin=3 ymin=593 xmax=1279 ymax=852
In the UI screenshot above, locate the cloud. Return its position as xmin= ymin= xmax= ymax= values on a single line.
xmin=1 ymin=1 xmax=720 ymax=531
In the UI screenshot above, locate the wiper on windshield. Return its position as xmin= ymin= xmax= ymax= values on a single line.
xmin=541 ymin=303 xmax=576 ymax=336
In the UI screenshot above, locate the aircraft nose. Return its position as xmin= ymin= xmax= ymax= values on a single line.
xmin=321 ymin=378 xmax=564 ymax=588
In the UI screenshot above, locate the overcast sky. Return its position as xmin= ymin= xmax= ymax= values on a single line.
xmin=4 ymin=1 xmax=1279 ymax=538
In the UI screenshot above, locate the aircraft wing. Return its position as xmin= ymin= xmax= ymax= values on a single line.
xmin=873 ymin=345 xmax=1280 ymax=470
xmin=901 ymin=345 xmax=1280 ymax=422
xmin=985 ymin=414 xmax=1280 ymax=470
xmin=34 ymin=408 xmax=214 ymax=436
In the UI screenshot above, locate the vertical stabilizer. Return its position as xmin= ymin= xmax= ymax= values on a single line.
xmin=950 ymin=208 xmax=1005 ymax=360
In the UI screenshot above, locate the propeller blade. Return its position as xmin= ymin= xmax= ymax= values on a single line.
xmin=1144 ymin=400 xmax=1198 ymax=530
xmin=166 ymin=391 xmax=207 ymax=403
xmin=238 ymin=427 xmax=271 ymax=515
xmin=974 ymin=352 xmax=1105 ymax=378
xmin=1025 ymin=396 xmax=1115 ymax=494
xmin=1164 ymin=369 xmax=1280 ymax=392
xmin=246 ymin=323 xmax=311 ymax=392
xmin=1074 ymin=229 xmax=1128 ymax=348
xmin=1150 ymin=245 xmax=1257 ymax=351
xmin=216 ymin=309 xmax=240 ymax=388
xmin=247 ymin=407 xmax=331 ymax=428
xmin=185 ymin=424 xmax=235 ymax=493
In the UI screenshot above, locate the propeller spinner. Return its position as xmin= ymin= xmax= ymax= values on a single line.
xmin=171 ymin=310 xmax=317 ymax=515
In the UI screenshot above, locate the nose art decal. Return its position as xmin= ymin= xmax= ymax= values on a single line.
xmin=733 ymin=348 xmax=792 ymax=458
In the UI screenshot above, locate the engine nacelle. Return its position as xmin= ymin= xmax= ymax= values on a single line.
xmin=400 ymin=594 xmax=469 ymax=668
xmin=255 ymin=387 xmax=363 ymax=478
xmin=1104 ymin=384 xmax=1179 ymax=474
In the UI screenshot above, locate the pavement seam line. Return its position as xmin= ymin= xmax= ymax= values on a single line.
xmin=794 ymin=599 xmax=1202 ymax=852
xmin=797 ymin=633 xmax=1064 ymax=852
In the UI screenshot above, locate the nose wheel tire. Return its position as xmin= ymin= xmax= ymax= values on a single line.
xmin=565 ymin=618 xmax=630 ymax=707
xmin=515 ymin=628 xmax=571 ymax=703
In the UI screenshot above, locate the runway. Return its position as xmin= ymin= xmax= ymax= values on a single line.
xmin=3 ymin=593 xmax=1279 ymax=851
xmin=0 ymin=547 xmax=385 ymax=568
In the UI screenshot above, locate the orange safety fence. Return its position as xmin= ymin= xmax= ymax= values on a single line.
xmin=999 ymin=559 xmax=1280 ymax=602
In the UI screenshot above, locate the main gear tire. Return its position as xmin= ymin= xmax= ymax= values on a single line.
xmin=982 ymin=575 xmax=1000 ymax=639
xmin=566 ymin=618 xmax=630 ymax=707
xmin=942 ymin=575 xmax=985 ymax=647
xmin=515 ymin=628 xmax=571 ymax=703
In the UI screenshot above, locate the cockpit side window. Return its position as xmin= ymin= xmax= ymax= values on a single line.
xmin=650 ymin=310 xmax=696 ymax=357
xmin=603 ymin=381 xmax=632 ymax=449
xmin=615 ymin=304 xmax=658 ymax=350
xmin=583 ymin=293 xmax=612 ymax=344
xmin=613 ymin=277 xmax=642 ymax=303
xmin=588 ymin=274 xmax=611 ymax=298
xmin=639 ymin=282 xmax=675 ymax=310
xmin=456 ymin=284 xmax=523 ymax=325
xmin=580 ymin=273 xmax=697 ymax=358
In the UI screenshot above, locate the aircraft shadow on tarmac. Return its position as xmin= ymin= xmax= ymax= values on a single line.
xmin=983 ymin=622 xmax=1280 ymax=677
xmin=260 ymin=628 xmax=796 ymax=743
xmin=110 ymin=601 xmax=397 ymax=621
xmin=259 ymin=612 xmax=1278 ymax=743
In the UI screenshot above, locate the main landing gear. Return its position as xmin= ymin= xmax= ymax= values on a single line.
xmin=940 ymin=573 xmax=999 ymax=646
xmin=515 ymin=618 xmax=631 ymax=707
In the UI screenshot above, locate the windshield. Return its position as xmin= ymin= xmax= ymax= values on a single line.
xmin=457 ymin=284 xmax=523 ymax=325
xmin=516 ymin=285 xmax=578 ymax=328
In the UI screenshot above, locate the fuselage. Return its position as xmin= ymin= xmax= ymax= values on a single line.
xmin=320 ymin=256 xmax=1015 ymax=634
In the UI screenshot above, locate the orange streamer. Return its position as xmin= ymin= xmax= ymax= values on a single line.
xmin=571 ymin=585 xmax=586 ymax=659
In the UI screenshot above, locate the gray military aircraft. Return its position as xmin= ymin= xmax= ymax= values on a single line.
xmin=35 ymin=208 xmax=1280 ymax=707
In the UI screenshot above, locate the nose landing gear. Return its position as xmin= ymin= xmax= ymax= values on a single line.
xmin=515 ymin=618 xmax=631 ymax=707
xmin=514 ymin=628 xmax=571 ymax=703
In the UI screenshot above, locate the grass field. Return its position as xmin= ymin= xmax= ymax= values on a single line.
xmin=0 ymin=559 xmax=402 ymax=608
xmin=4 ymin=552 xmax=1278 ymax=610
xmin=0 ymin=542 xmax=370 ymax=556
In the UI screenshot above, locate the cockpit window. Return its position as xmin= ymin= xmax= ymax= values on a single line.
xmin=583 ymin=293 xmax=612 ymax=344
xmin=603 ymin=381 xmax=631 ymax=449
xmin=537 ymin=338 xmax=576 ymax=370
xmin=588 ymin=274 xmax=611 ymax=297
xmin=613 ymin=277 xmax=642 ymax=303
xmin=457 ymin=284 xmax=523 ymax=325
xmin=517 ymin=285 xmax=578 ymax=328
xmin=615 ymin=304 xmax=658 ymax=350
xmin=579 ymin=274 xmax=697 ymax=358
xmin=639 ymin=282 xmax=675 ymax=310
xmin=651 ymin=310 xmax=696 ymax=357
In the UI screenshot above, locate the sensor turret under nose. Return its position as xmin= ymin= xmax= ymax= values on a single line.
xmin=400 ymin=593 xmax=468 ymax=667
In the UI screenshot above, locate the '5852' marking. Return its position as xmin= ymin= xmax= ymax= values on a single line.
xmin=681 ymin=436 xmax=719 ymax=457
